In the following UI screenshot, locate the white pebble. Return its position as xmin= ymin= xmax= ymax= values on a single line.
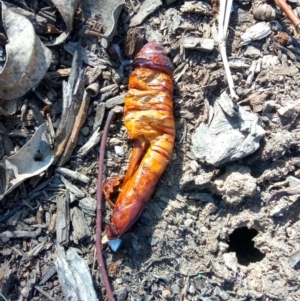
xmin=115 ymin=145 xmax=125 ymax=157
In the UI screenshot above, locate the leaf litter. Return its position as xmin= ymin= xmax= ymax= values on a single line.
xmin=0 ymin=0 xmax=300 ymax=300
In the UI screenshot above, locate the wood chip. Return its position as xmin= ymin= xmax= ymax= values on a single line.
xmin=130 ymin=0 xmax=162 ymax=27
xmin=71 ymin=207 xmax=91 ymax=242
xmin=56 ymin=192 xmax=70 ymax=245
xmin=181 ymin=36 xmax=214 ymax=52
xmin=105 ymin=94 xmax=125 ymax=108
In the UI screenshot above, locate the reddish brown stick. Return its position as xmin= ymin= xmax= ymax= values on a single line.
xmin=96 ymin=110 xmax=115 ymax=301
xmin=274 ymin=0 xmax=300 ymax=33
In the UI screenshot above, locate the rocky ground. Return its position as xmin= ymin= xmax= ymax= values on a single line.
xmin=1 ymin=0 xmax=300 ymax=300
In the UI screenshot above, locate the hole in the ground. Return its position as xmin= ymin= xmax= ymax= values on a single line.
xmin=227 ymin=227 xmax=265 ymax=266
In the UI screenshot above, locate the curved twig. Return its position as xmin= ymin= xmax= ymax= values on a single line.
xmin=266 ymin=184 xmax=300 ymax=204
xmin=96 ymin=110 xmax=115 ymax=301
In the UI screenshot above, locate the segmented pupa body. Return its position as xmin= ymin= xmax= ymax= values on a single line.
xmin=104 ymin=42 xmax=175 ymax=239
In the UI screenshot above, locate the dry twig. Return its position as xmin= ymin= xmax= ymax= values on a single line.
xmin=96 ymin=111 xmax=115 ymax=301
xmin=218 ymin=0 xmax=239 ymax=100
xmin=267 ymin=184 xmax=300 ymax=203
xmin=59 ymin=91 xmax=90 ymax=166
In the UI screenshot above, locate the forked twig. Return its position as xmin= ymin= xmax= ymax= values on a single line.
xmin=218 ymin=0 xmax=239 ymax=100
xmin=96 ymin=111 xmax=115 ymax=301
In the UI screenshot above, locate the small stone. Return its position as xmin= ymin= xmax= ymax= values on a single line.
xmin=206 ymin=235 xmax=218 ymax=253
xmin=53 ymin=118 xmax=60 ymax=129
xmin=189 ymin=160 xmax=199 ymax=172
xmin=0 ymin=248 xmax=12 ymax=256
xmin=132 ymin=238 xmax=141 ymax=251
xmin=87 ymin=118 xmax=94 ymax=127
xmin=21 ymin=287 xmax=29 ymax=298
xmin=20 ymin=280 xmax=27 ymax=287
xmin=269 ymin=202 xmax=287 ymax=216
xmin=114 ymin=287 xmax=127 ymax=301
xmin=171 ymin=283 xmax=181 ymax=294
xmin=162 ymin=289 xmax=172 ymax=298
xmin=202 ymin=202 xmax=217 ymax=216
xmin=112 ymin=105 xmax=123 ymax=114
xmin=110 ymin=138 xmax=123 ymax=145
xmin=286 ymin=227 xmax=296 ymax=238
xmin=115 ymin=278 xmax=123 ymax=284
xmin=223 ymin=252 xmax=238 ymax=273
xmin=214 ymin=286 xmax=228 ymax=300
xmin=150 ymin=236 xmax=160 ymax=246
xmin=184 ymin=218 xmax=195 ymax=227
xmin=188 ymin=284 xmax=196 ymax=295
xmin=80 ymin=126 xmax=90 ymax=136
xmin=115 ymin=145 xmax=125 ymax=157
xmin=200 ymin=226 xmax=209 ymax=233
xmin=277 ymin=104 xmax=297 ymax=118
xmin=38 ymin=236 xmax=48 ymax=243
xmin=261 ymin=55 xmax=279 ymax=69
xmin=218 ymin=242 xmax=229 ymax=253
xmin=243 ymin=45 xmax=261 ymax=58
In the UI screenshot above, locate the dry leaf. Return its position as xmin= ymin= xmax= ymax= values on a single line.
xmin=0 ymin=2 xmax=51 ymax=100
xmin=0 ymin=98 xmax=17 ymax=116
xmin=45 ymin=0 xmax=79 ymax=46
xmin=0 ymin=123 xmax=54 ymax=200
xmin=191 ymin=91 xmax=265 ymax=166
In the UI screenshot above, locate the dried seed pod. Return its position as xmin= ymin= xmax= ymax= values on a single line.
xmin=252 ymin=4 xmax=276 ymax=21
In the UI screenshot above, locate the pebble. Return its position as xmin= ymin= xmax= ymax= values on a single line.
xmin=188 ymin=284 xmax=196 ymax=295
xmin=189 ymin=160 xmax=199 ymax=172
xmin=115 ymin=145 xmax=125 ymax=157
xmin=184 ymin=218 xmax=195 ymax=227
xmin=269 ymin=202 xmax=287 ymax=216
xmin=52 ymin=118 xmax=61 ymax=129
xmin=110 ymin=138 xmax=123 ymax=145
xmin=38 ymin=236 xmax=48 ymax=243
xmin=243 ymin=45 xmax=261 ymax=58
xmin=150 ymin=236 xmax=160 ymax=246
xmin=80 ymin=126 xmax=90 ymax=136
xmin=115 ymin=278 xmax=123 ymax=284
xmin=87 ymin=117 xmax=94 ymax=127
xmin=200 ymin=226 xmax=209 ymax=233
xmin=171 ymin=283 xmax=181 ymax=294
xmin=162 ymin=289 xmax=172 ymax=298
xmin=78 ymin=133 xmax=84 ymax=145
xmin=0 ymin=248 xmax=12 ymax=256
xmin=20 ymin=280 xmax=27 ymax=287
xmin=47 ymin=91 xmax=56 ymax=102
xmin=21 ymin=287 xmax=29 ymax=298
xmin=114 ymin=287 xmax=127 ymax=301
xmin=53 ymin=280 xmax=59 ymax=286
xmin=132 ymin=238 xmax=141 ymax=251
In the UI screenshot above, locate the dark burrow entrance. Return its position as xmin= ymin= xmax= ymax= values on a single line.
xmin=227 ymin=227 xmax=265 ymax=266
